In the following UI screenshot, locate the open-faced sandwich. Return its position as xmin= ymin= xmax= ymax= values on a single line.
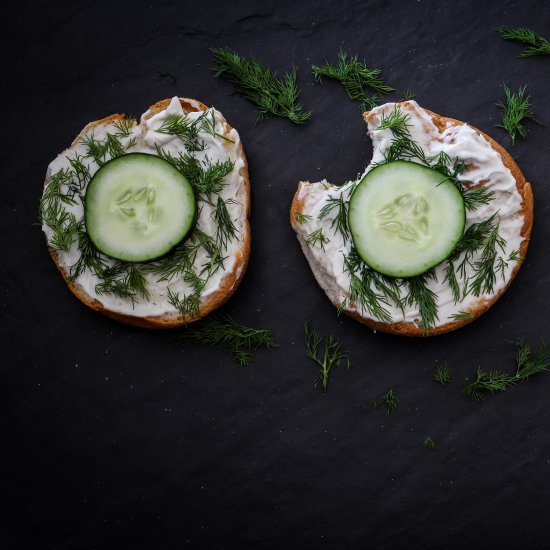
xmin=40 ymin=97 xmax=250 ymax=328
xmin=291 ymin=101 xmax=533 ymax=336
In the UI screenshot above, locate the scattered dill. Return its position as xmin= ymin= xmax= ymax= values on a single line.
xmin=341 ymin=249 xmax=401 ymax=324
xmin=444 ymin=212 xmax=506 ymax=302
xmin=497 ymin=26 xmax=550 ymax=57
xmin=377 ymin=107 xmax=412 ymax=137
xmin=179 ymin=314 xmax=276 ymax=366
xmin=95 ymin=262 xmax=149 ymax=303
xmin=213 ymin=196 xmax=238 ymax=249
xmin=373 ymin=389 xmax=398 ymax=414
xmin=305 ymin=319 xmax=349 ymax=392
xmin=403 ymin=272 xmax=439 ymax=330
xmin=156 ymin=113 xmax=205 ymax=152
xmin=508 ymin=249 xmax=523 ymax=263
xmin=295 ymin=212 xmax=313 ymax=224
xmin=496 ymin=85 xmax=539 ymax=145
xmin=433 ymin=362 xmax=452 ymax=385
xmin=461 ymin=186 xmax=495 ymax=211
xmin=403 ymin=89 xmax=416 ymax=100
xmin=112 ymin=118 xmax=136 ymax=138
xmin=424 ymin=437 xmax=436 ymax=449
xmin=212 ymin=46 xmax=311 ymax=124
xmin=464 ymin=339 xmax=549 ymax=401
xmin=80 ymin=133 xmax=127 ymax=165
xmin=156 ymin=146 xmax=234 ymax=197
xmin=306 ymin=228 xmax=329 ymax=250
xmin=312 ymin=50 xmax=394 ymax=111
xmin=449 ymin=311 xmax=474 ymax=321
xmin=318 ymin=193 xmax=350 ymax=240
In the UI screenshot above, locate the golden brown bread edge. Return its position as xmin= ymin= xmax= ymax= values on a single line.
xmin=290 ymin=103 xmax=533 ymax=336
xmin=46 ymin=98 xmax=251 ymax=329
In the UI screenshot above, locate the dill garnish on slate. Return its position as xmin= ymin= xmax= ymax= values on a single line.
xmin=373 ymin=389 xmax=398 ymax=414
xmin=305 ymin=319 xmax=350 ymax=392
xmin=312 ymin=50 xmax=394 ymax=111
xmin=464 ymin=339 xmax=549 ymax=401
xmin=179 ymin=315 xmax=276 ymax=366
xmin=497 ymin=26 xmax=550 ymax=57
xmin=496 ymin=85 xmax=540 ymax=145
xmin=211 ymin=47 xmax=311 ymax=124
xmin=433 ymin=363 xmax=452 ymax=385
xmin=424 ymin=437 xmax=436 ymax=449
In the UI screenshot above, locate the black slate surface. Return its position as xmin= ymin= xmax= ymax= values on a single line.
xmin=2 ymin=1 xmax=550 ymax=548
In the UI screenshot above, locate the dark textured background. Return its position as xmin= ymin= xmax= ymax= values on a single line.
xmin=2 ymin=1 xmax=550 ymax=548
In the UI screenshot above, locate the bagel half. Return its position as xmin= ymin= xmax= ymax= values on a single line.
xmin=291 ymin=101 xmax=533 ymax=336
xmin=42 ymin=97 xmax=251 ymax=328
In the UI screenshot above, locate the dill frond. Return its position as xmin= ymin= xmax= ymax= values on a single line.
xmin=497 ymin=26 xmax=550 ymax=57
xmin=295 ymin=212 xmax=313 ymax=224
xmin=312 ymin=50 xmax=394 ymax=111
xmin=318 ymin=193 xmax=350 ymax=240
xmin=464 ymin=339 xmax=549 ymax=400
xmin=373 ymin=389 xmax=398 ymax=414
xmin=424 ymin=437 xmax=436 ymax=449
xmin=496 ymin=85 xmax=539 ymax=145
xmin=306 ymin=228 xmax=329 ymax=250
xmin=403 ymin=272 xmax=439 ymax=330
xmin=179 ymin=314 xmax=276 ymax=365
xmin=212 ymin=47 xmax=311 ymax=124
xmin=305 ymin=319 xmax=349 ymax=392
xmin=433 ymin=362 xmax=452 ymax=385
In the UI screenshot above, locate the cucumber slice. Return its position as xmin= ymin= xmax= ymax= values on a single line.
xmin=85 ymin=153 xmax=196 ymax=262
xmin=349 ymin=161 xmax=465 ymax=277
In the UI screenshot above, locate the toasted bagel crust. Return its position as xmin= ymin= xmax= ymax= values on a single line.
xmin=45 ymin=98 xmax=251 ymax=328
xmin=291 ymin=104 xmax=533 ymax=336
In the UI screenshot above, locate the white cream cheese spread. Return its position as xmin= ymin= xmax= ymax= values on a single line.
xmin=42 ymin=97 xmax=247 ymax=318
xmin=294 ymin=101 xmax=526 ymax=327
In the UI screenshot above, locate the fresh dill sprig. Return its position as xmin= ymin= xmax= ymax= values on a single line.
xmin=403 ymin=272 xmax=439 ymax=330
xmin=149 ymin=229 xmax=224 ymax=283
xmin=497 ymin=26 xmax=550 ymax=57
xmin=433 ymin=362 xmax=452 ymax=385
xmin=312 ymin=50 xmax=394 ymax=111
xmin=449 ymin=311 xmax=474 ymax=321
xmin=424 ymin=437 xmax=436 ymax=449
xmin=304 ymin=319 xmax=349 ymax=392
xmin=403 ymin=89 xmax=417 ymax=100
xmin=464 ymin=339 xmax=549 ymax=401
xmin=461 ymin=186 xmax=495 ymax=211
xmin=67 ymin=155 xmax=91 ymax=189
xmin=318 ymin=193 xmax=350 ymax=240
xmin=39 ymin=168 xmax=82 ymax=251
xmin=295 ymin=212 xmax=312 ymax=224
xmin=508 ymin=249 xmax=523 ymax=263
xmin=156 ymin=146 xmax=234 ymax=197
xmin=496 ymin=85 xmax=539 ymax=145
xmin=373 ymin=389 xmax=398 ymax=414
xmin=95 ymin=262 xmax=149 ymax=303
xmin=112 ymin=118 xmax=136 ymax=138
xmin=156 ymin=113 xmax=205 ymax=152
xmin=212 ymin=47 xmax=311 ymax=124
xmin=341 ymin=250 xmax=401 ymax=324
xmin=69 ymin=223 xmax=106 ymax=279
xmin=377 ymin=107 xmax=412 ymax=137
xmin=306 ymin=228 xmax=329 ymax=250
xmin=468 ymin=217 xmax=506 ymax=296
xmin=168 ymin=283 xmax=203 ymax=321
xmin=444 ymin=212 xmax=506 ymax=302
xmin=179 ymin=314 xmax=276 ymax=366
xmin=213 ymin=196 xmax=237 ymax=249
xmin=80 ymin=133 xmax=126 ymax=166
